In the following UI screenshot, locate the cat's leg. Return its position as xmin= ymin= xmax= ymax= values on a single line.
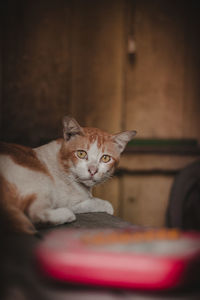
xmin=71 ymin=198 xmax=114 ymax=215
xmin=6 ymin=206 xmax=37 ymax=234
xmin=29 ymin=202 xmax=76 ymax=225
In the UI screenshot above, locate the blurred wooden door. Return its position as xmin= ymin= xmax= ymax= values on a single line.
xmin=120 ymin=0 xmax=200 ymax=227
xmin=1 ymin=0 xmax=74 ymax=145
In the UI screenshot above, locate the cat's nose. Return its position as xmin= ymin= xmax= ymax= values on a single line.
xmin=88 ymin=166 xmax=98 ymax=176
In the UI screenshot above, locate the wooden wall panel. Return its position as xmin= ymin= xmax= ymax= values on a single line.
xmin=121 ymin=1 xmax=200 ymax=226
xmin=182 ymin=5 xmax=200 ymax=141
xmin=1 ymin=0 xmax=200 ymax=226
xmin=70 ymin=0 xmax=126 ymax=210
xmin=2 ymin=0 xmax=73 ymax=146
xmin=125 ymin=0 xmax=187 ymax=138
xmin=120 ymin=153 xmax=200 ymax=172
xmin=0 ymin=14 xmax=2 ymax=137
xmin=70 ymin=0 xmax=125 ymax=133
xmin=122 ymin=175 xmax=174 ymax=227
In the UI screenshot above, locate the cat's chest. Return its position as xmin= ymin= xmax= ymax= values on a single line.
xmin=52 ymin=176 xmax=89 ymax=207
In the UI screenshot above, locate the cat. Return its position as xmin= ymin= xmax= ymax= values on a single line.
xmin=0 ymin=116 xmax=136 ymax=234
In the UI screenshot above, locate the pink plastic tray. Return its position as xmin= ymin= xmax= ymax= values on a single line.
xmin=35 ymin=228 xmax=200 ymax=290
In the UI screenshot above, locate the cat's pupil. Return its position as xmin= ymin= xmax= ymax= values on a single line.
xmin=77 ymin=150 xmax=87 ymax=159
xmin=101 ymin=154 xmax=111 ymax=163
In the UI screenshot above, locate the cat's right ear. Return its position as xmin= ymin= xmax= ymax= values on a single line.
xmin=112 ymin=130 xmax=137 ymax=153
xmin=62 ymin=116 xmax=83 ymax=141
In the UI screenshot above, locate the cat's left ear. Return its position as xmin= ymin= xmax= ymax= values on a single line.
xmin=112 ymin=130 xmax=137 ymax=153
xmin=62 ymin=116 xmax=84 ymax=141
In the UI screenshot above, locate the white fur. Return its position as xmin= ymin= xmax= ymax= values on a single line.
xmin=0 ymin=140 xmax=114 ymax=227
xmin=0 ymin=115 xmax=136 ymax=232
xmin=70 ymin=140 xmax=114 ymax=187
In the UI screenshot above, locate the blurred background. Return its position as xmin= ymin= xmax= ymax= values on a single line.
xmin=1 ymin=0 xmax=200 ymax=228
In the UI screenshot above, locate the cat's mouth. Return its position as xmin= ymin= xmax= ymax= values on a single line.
xmin=80 ymin=177 xmax=98 ymax=187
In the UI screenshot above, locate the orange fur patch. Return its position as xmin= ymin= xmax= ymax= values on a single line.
xmin=0 ymin=175 xmax=36 ymax=234
xmin=0 ymin=142 xmax=52 ymax=178
xmin=59 ymin=140 xmax=80 ymax=171
xmin=83 ymin=127 xmax=112 ymax=149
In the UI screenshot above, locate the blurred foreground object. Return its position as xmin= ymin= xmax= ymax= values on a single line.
xmin=35 ymin=228 xmax=200 ymax=291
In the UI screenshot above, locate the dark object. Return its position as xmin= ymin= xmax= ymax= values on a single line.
xmin=166 ymin=161 xmax=200 ymax=230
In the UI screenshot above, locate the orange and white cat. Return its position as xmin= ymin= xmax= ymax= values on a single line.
xmin=0 ymin=117 xmax=136 ymax=234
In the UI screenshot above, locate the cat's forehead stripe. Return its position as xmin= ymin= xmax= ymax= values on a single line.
xmin=83 ymin=127 xmax=112 ymax=149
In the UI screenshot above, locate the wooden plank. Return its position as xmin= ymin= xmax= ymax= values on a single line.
xmin=125 ymin=0 xmax=186 ymax=138
xmin=121 ymin=1 xmax=200 ymax=227
xmin=0 ymin=11 xmax=2 ymax=139
xmin=182 ymin=4 xmax=200 ymax=142
xmin=70 ymin=0 xmax=125 ymax=133
xmin=2 ymin=0 xmax=73 ymax=146
xmin=40 ymin=212 xmax=131 ymax=233
xmin=119 ymin=153 xmax=200 ymax=171
xmin=121 ymin=175 xmax=174 ymax=227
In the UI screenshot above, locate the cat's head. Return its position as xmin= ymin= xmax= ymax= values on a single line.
xmin=59 ymin=116 xmax=136 ymax=187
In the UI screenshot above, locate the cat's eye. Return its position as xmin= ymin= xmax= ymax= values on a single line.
xmin=101 ymin=154 xmax=111 ymax=163
xmin=76 ymin=150 xmax=87 ymax=159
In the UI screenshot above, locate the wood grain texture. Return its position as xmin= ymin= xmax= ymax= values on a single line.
xmin=125 ymin=0 xmax=188 ymax=139
xmin=0 ymin=17 xmax=2 ymax=138
xmin=121 ymin=175 xmax=174 ymax=227
xmin=182 ymin=4 xmax=200 ymax=141
xmin=39 ymin=212 xmax=131 ymax=233
xmin=70 ymin=0 xmax=126 ymax=133
xmin=119 ymin=153 xmax=200 ymax=171
xmin=120 ymin=1 xmax=200 ymax=226
xmin=2 ymin=0 xmax=73 ymax=146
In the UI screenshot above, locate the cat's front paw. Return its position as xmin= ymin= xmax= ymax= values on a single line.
xmin=96 ymin=199 xmax=114 ymax=215
xmin=33 ymin=207 xmax=76 ymax=225
xmin=105 ymin=201 xmax=114 ymax=215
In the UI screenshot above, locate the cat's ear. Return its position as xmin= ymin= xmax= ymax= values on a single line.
xmin=112 ymin=130 xmax=137 ymax=153
xmin=62 ymin=116 xmax=83 ymax=141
